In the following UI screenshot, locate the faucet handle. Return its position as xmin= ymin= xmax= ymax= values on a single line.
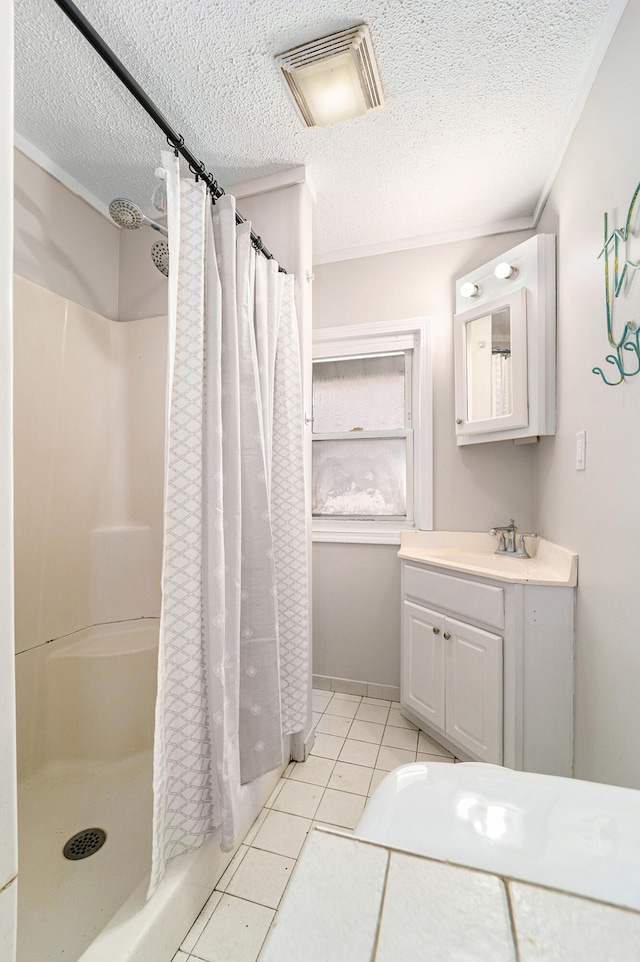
xmin=494 ymin=531 xmax=507 ymax=554
xmin=515 ymin=532 xmax=537 ymax=559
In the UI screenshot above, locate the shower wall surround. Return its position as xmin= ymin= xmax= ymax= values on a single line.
xmin=13 ymin=274 xmax=166 ymax=657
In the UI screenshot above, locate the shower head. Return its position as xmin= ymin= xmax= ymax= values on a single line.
xmin=151 ymin=240 xmax=169 ymax=277
xmin=109 ymin=198 xmax=168 ymax=236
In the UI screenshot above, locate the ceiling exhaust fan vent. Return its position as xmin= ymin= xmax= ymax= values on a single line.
xmin=276 ymin=25 xmax=384 ymax=128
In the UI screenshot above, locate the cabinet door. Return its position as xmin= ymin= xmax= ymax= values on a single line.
xmin=445 ymin=616 xmax=503 ymax=764
xmin=454 ymin=288 xmax=529 ymax=441
xmin=402 ymin=601 xmax=446 ymax=731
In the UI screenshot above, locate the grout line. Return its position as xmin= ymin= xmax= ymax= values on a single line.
xmin=221 ymin=888 xmax=290 ymax=914
xmin=258 ymin=916 xmax=278 ymax=961
xmin=369 ymin=849 xmax=392 ymax=961
xmin=503 ymin=879 xmax=522 ymax=962
xmin=215 ymin=844 xmax=249 ymax=893
xmin=189 ymin=949 xmax=213 ymax=962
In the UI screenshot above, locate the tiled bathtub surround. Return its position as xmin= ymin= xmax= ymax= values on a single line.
xmin=262 ymin=829 xmax=640 ymax=961
xmin=171 ymin=690 xmax=454 ymax=962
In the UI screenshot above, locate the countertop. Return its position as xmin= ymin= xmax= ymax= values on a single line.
xmin=397 ymin=530 xmax=578 ymax=586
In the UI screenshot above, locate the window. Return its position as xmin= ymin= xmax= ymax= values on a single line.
xmin=312 ymin=352 xmax=412 ymax=520
xmin=312 ymin=318 xmax=432 ymax=544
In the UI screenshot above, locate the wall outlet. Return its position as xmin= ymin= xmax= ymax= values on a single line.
xmin=576 ymin=430 xmax=586 ymax=471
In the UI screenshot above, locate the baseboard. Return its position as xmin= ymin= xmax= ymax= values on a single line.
xmin=290 ymin=728 xmax=315 ymax=762
xmin=312 ymin=674 xmax=400 ymax=703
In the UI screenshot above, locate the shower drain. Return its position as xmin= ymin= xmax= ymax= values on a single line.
xmin=63 ymin=827 xmax=107 ymax=860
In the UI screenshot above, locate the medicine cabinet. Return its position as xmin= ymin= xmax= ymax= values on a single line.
xmin=453 ymin=234 xmax=556 ymax=445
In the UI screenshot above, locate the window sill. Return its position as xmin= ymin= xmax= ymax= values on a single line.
xmin=312 ymin=522 xmax=419 ymax=545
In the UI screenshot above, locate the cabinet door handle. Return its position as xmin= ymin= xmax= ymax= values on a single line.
xmin=443 ymin=632 xmax=451 ymax=640
xmin=432 ymin=627 xmax=440 ymax=634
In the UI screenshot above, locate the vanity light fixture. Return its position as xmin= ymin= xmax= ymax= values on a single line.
xmin=495 ymin=262 xmax=517 ymax=280
xmin=275 ymin=24 xmax=384 ymax=128
xmin=460 ymin=282 xmax=480 ymax=298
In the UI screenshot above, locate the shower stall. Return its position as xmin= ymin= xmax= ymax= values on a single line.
xmin=11 ymin=144 xmax=313 ymax=960
xmin=12 ymin=263 xmax=169 ymax=960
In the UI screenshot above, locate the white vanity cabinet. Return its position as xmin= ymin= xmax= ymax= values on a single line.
xmin=403 ymin=601 xmax=503 ymax=764
xmin=401 ymin=558 xmax=575 ymax=775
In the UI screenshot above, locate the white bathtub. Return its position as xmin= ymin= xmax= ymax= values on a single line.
xmin=15 ymin=618 xmax=283 ymax=962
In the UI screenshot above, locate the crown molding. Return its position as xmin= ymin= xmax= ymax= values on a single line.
xmin=313 ymin=215 xmax=536 ymax=265
xmin=228 ymin=165 xmax=317 ymax=203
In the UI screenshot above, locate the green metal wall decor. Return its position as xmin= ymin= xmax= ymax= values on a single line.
xmin=593 ymin=181 xmax=640 ymax=385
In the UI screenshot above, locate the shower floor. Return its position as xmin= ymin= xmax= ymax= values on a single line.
xmin=17 ymin=750 xmax=153 ymax=962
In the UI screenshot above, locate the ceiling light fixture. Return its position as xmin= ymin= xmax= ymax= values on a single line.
xmin=275 ymin=24 xmax=384 ymax=128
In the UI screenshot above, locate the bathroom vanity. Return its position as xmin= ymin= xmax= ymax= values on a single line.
xmin=399 ymin=531 xmax=577 ymax=775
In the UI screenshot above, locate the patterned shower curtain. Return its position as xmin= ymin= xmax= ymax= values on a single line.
xmin=149 ymin=151 xmax=309 ymax=896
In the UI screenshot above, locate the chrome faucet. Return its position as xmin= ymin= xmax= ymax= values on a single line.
xmin=489 ymin=519 xmax=517 ymax=554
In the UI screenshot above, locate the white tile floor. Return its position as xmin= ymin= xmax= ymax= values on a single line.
xmin=171 ymin=691 xmax=456 ymax=962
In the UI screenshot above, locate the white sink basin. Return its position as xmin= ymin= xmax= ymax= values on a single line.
xmin=398 ymin=530 xmax=577 ymax=586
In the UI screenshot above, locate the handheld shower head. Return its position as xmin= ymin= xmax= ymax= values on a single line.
xmin=151 ymin=240 xmax=170 ymax=277
xmin=109 ymin=198 xmax=168 ymax=236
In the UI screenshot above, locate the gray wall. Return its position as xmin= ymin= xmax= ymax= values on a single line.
xmin=534 ymin=0 xmax=640 ymax=788
xmin=313 ymin=543 xmax=401 ymax=686
xmin=312 ymin=230 xmax=537 ymax=690
xmin=118 ymin=223 xmax=168 ymax=320
xmin=14 ymin=150 xmax=120 ymax=319
xmin=314 ymin=0 xmax=640 ymax=792
xmin=14 ymin=147 xmax=169 ymax=323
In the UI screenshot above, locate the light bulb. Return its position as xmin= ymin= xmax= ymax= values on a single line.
xmin=495 ymin=262 xmax=516 ymax=280
xmin=460 ymin=282 xmax=479 ymax=298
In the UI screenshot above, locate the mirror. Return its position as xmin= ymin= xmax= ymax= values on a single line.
xmin=465 ymin=306 xmax=512 ymax=421
xmin=454 ymin=288 xmax=528 ymax=439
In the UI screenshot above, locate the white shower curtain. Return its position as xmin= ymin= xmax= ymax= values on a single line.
xmin=149 ymin=152 xmax=309 ymax=895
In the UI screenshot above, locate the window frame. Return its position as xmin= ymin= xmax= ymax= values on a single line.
xmin=312 ymin=317 xmax=433 ymax=544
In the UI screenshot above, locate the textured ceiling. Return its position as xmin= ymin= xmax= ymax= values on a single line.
xmin=14 ymin=0 xmax=627 ymax=262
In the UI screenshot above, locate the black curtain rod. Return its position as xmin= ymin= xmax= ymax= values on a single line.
xmin=52 ymin=0 xmax=285 ymax=272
